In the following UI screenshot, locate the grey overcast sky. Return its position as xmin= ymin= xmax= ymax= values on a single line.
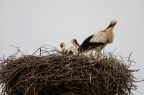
xmin=0 ymin=0 xmax=144 ymax=94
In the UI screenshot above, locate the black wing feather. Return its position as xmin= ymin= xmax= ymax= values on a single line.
xmin=79 ymin=35 xmax=105 ymax=52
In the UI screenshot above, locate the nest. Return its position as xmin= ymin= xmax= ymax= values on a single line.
xmin=0 ymin=45 xmax=139 ymax=95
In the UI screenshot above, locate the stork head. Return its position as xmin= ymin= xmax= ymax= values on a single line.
xmin=104 ymin=19 xmax=117 ymax=31
xmin=60 ymin=42 xmax=66 ymax=48
xmin=110 ymin=20 xmax=117 ymax=26
xmin=71 ymin=38 xmax=80 ymax=46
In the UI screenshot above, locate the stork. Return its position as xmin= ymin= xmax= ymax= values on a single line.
xmin=60 ymin=39 xmax=79 ymax=55
xmin=60 ymin=42 xmax=68 ymax=54
xmin=75 ymin=20 xmax=117 ymax=62
xmin=69 ymin=38 xmax=80 ymax=55
xmin=71 ymin=39 xmax=79 ymax=48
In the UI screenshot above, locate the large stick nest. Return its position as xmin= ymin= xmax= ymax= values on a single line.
xmin=0 ymin=45 xmax=139 ymax=95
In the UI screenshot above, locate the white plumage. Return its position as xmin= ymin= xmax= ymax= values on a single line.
xmin=60 ymin=42 xmax=67 ymax=54
xmin=90 ymin=30 xmax=108 ymax=43
xmin=74 ymin=20 xmax=117 ymax=62
xmin=60 ymin=39 xmax=78 ymax=54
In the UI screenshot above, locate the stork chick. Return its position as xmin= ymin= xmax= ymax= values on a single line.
xmin=60 ymin=39 xmax=79 ymax=55
xmin=71 ymin=38 xmax=79 ymax=48
xmin=76 ymin=20 xmax=117 ymax=62
xmin=60 ymin=42 xmax=68 ymax=54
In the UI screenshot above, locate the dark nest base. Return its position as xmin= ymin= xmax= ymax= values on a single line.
xmin=0 ymin=47 xmax=139 ymax=95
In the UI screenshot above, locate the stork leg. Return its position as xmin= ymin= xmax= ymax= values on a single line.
xmin=96 ymin=51 xmax=100 ymax=62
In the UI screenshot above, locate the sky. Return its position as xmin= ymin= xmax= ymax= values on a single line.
xmin=0 ymin=0 xmax=144 ymax=94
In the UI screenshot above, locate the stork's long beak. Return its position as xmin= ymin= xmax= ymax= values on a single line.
xmin=104 ymin=20 xmax=117 ymax=32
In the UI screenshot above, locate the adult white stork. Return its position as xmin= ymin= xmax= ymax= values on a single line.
xmin=75 ymin=20 xmax=117 ymax=62
xmin=60 ymin=39 xmax=79 ymax=54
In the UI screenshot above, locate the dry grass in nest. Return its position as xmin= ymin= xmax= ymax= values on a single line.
xmin=0 ymin=45 xmax=140 ymax=95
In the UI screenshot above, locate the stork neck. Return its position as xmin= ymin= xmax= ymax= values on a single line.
xmin=61 ymin=44 xmax=66 ymax=53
